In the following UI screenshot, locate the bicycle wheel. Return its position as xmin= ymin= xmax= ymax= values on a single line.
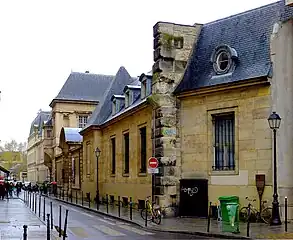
xmin=239 ymin=207 xmax=249 ymax=222
xmin=153 ymin=210 xmax=162 ymax=225
xmin=260 ymin=207 xmax=272 ymax=224
xmin=140 ymin=208 xmax=152 ymax=221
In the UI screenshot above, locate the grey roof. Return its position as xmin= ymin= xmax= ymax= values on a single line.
xmin=50 ymin=72 xmax=114 ymax=105
xmin=29 ymin=111 xmax=51 ymax=137
xmin=63 ymin=128 xmax=83 ymax=143
xmin=175 ymin=1 xmax=291 ymax=94
xmin=84 ymin=67 xmax=137 ymax=129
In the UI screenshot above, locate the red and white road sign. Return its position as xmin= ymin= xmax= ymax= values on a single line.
xmin=148 ymin=157 xmax=159 ymax=169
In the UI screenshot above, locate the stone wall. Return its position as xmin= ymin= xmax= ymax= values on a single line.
xmin=180 ymin=84 xmax=273 ymax=210
xmin=151 ymin=21 xmax=202 ymax=215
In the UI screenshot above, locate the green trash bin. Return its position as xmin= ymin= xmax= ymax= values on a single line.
xmin=218 ymin=196 xmax=240 ymax=233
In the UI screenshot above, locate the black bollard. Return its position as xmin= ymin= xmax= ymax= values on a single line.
xmin=207 ymin=202 xmax=212 ymax=232
xmin=35 ymin=194 xmax=37 ymax=214
xmin=43 ymin=197 xmax=46 ymax=221
xmin=88 ymin=192 xmax=91 ymax=208
xmin=246 ymin=203 xmax=251 ymax=237
xmin=23 ymin=225 xmax=28 ymax=240
xmin=285 ymin=197 xmax=288 ymax=232
xmin=130 ymin=197 xmax=133 ymax=220
xmin=106 ymin=194 xmax=109 ymax=213
xmin=118 ymin=196 xmax=121 ymax=217
xmin=81 ymin=192 xmax=84 ymax=206
xmin=63 ymin=209 xmax=69 ymax=240
xmin=39 ymin=195 xmax=41 ymax=218
xmin=29 ymin=192 xmax=31 ymax=208
xmin=32 ymin=193 xmax=35 ymax=211
xmin=96 ymin=190 xmax=99 ymax=210
xmin=47 ymin=214 xmax=50 ymax=240
xmin=76 ymin=191 xmax=78 ymax=204
xmin=145 ymin=200 xmax=147 ymax=227
xmin=50 ymin=201 xmax=53 ymax=230
xmin=59 ymin=205 xmax=62 ymax=237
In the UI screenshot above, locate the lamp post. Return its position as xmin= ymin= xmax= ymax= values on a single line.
xmin=95 ymin=147 xmax=101 ymax=205
xmin=268 ymin=111 xmax=282 ymax=225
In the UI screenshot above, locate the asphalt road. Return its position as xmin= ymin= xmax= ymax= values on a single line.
xmin=28 ymin=194 xmax=220 ymax=240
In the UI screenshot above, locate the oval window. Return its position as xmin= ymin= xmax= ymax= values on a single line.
xmin=216 ymin=51 xmax=230 ymax=72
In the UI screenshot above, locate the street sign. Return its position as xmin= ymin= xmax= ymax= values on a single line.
xmin=148 ymin=168 xmax=159 ymax=174
xmin=148 ymin=157 xmax=159 ymax=169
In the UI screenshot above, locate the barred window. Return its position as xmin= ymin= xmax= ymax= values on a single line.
xmin=212 ymin=113 xmax=235 ymax=171
xmin=78 ymin=116 xmax=88 ymax=128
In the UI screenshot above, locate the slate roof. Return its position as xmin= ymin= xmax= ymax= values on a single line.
xmin=175 ymin=1 xmax=291 ymax=94
xmin=29 ymin=111 xmax=51 ymax=137
xmin=50 ymin=72 xmax=114 ymax=106
xmin=63 ymin=128 xmax=83 ymax=143
xmin=84 ymin=67 xmax=138 ymax=129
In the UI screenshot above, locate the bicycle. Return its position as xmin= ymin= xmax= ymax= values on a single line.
xmin=140 ymin=196 xmax=162 ymax=225
xmin=239 ymin=196 xmax=272 ymax=224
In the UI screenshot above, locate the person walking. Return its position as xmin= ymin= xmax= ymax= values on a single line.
xmin=0 ymin=181 xmax=5 ymax=200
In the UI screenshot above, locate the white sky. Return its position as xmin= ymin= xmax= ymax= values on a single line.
xmin=0 ymin=0 xmax=278 ymax=144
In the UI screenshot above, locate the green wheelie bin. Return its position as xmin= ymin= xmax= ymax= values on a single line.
xmin=218 ymin=196 xmax=240 ymax=233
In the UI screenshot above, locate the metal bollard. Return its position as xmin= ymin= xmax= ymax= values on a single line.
xmin=118 ymin=196 xmax=121 ymax=217
xmin=50 ymin=201 xmax=53 ymax=230
xmin=106 ymin=194 xmax=109 ymax=213
xmin=23 ymin=225 xmax=28 ymax=240
xmin=207 ymin=202 xmax=212 ymax=232
xmin=130 ymin=197 xmax=133 ymax=220
xmin=59 ymin=205 xmax=62 ymax=237
xmin=47 ymin=214 xmax=50 ymax=240
xmin=76 ymin=191 xmax=78 ymax=204
xmin=29 ymin=192 xmax=31 ymax=208
xmin=39 ymin=195 xmax=41 ymax=217
xmin=246 ymin=203 xmax=251 ymax=237
xmin=96 ymin=190 xmax=99 ymax=210
xmin=145 ymin=200 xmax=148 ymax=227
xmin=32 ymin=193 xmax=35 ymax=211
xmin=43 ymin=197 xmax=46 ymax=221
xmin=88 ymin=192 xmax=91 ymax=208
xmin=81 ymin=191 xmax=84 ymax=206
xmin=285 ymin=196 xmax=288 ymax=232
xmin=35 ymin=194 xmax=37 ymax=214
xmin=63 ymin=209 xmax=69 ymax=240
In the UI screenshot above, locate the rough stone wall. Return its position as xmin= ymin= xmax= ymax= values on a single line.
xmin=151 ymin=22 xmax=202 ymax=215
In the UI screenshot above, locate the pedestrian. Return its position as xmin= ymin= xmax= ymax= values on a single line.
xmin=0 ymin=181 xmax=5 ymax=200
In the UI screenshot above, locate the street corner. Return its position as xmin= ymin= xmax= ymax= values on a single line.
xmin=256 ymin=232 xmax=293 ymax=239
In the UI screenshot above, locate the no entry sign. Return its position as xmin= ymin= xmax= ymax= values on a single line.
xmin=148 ymin=157 xmax=159 ymax=169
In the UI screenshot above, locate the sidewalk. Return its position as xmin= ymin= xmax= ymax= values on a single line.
xmin=36 ymin=192 xmax=293 ymax=239
xmin=0 ymin=198 xmax=58 ymax=239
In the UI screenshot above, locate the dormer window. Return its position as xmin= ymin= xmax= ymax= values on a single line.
xmin=123 ymin=85 xmax=141 ymax=108
xmin=140 ymin=75 xmax=152 ymax=99
xmin=111 ymin=95 xmax=125 ymax=115
xmin=125 ymin=90 xmax=133 ymax=108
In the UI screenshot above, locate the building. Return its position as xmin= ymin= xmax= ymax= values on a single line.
xmin=27 ymin=110 xmax=51 ymax=183
xmin=43 ymin=70 xmax=115 ymax=190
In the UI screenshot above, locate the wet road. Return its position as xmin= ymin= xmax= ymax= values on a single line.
xmin=23 ymin=193 xmax=220 ymax=239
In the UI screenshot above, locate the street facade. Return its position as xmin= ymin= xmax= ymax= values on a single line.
xmin=26 ymin=0 xmax=293 ymax=227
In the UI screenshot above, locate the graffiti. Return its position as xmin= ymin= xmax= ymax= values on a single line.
xmin=162 ymin=128 xmax=176 ymax=136
xmin=181 ymin=187 xmax=198 ymax=197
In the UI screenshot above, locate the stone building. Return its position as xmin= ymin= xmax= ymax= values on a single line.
xmin=78 ymin=67 xmax=153 ymax=206
xmin=27 ymin=110 xmax=50 ymax=183
xmin=42 ymin=70 xmax=114 ymax=190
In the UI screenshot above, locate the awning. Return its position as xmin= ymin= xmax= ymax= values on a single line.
xmin=0 ymin=165 xmax=10 ymax=174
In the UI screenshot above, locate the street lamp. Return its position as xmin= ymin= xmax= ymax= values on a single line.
xmin=268 ymin=111 xmax=282 ymax=225
xmin=95 ymin=147 xmax=101 ymax=208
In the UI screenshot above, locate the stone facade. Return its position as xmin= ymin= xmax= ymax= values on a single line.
xmin=151 ymin=22 xmax=202 ymax=214
xmin=81 ymin=104 xmax=153 ymax=205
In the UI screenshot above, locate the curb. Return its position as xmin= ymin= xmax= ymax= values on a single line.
xmin=18 ymin=197 xmax=60 ymax=239
xmin=43 ymin=195 xmax=252 ymax=239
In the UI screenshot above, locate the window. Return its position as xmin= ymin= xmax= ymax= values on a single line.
xmin=111 ymin=138 xmax=116 ymax=174
xmin=115 ymin=100 xmax=120 ymax=113
xmin=124 ymin=133 xmax=130 ymax=174
xmin=141 ymin=79 xmax=151 ymax=99
xmin=216 ymin=51 xmax=230 ymax=72
xmin=139 ymin=127 xmax=147 ymax=173
xmin=86 ymin=141 xmax=91 ymax=175
xmin=141 ymin=81 xmax=147 ymax=99
xmin=46 ymin=129 xmax=52 ymax=138
xmin=112 ymin=99 xmax=116 ymax=115
xmin=125 ymin=92 xmax=129 ymax=108
xmin=78 ymin=116 xmax=88 ymax=128
xmin=213 ymin=113 xmax=235 ymax=171
xmin=174 ymin=37 xmax=184 ymax=49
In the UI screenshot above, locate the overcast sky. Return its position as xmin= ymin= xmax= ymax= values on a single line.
xmin=0 ymin=0 xmax=278 ymax=145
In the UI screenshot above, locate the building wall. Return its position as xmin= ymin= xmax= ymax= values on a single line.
xmin=180 ymin=83 xmax=272 ymax=208
xmin=270 ymin=19 xmax=293 ymax=218
xmin=81 ymin=105 xmax=153 ymax=204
